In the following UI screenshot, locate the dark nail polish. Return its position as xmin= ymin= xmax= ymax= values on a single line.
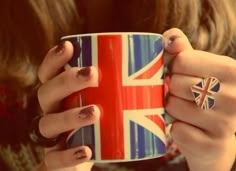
xmin=168 ymin=40 xmax=173 ymax=46
xmin=74 ymin=149 xmax=87 ymax=159
xmin=55 ymin=41 xmax=65 ymax=55
xmin=78 ymin=106 xmax=94 ymax=119
xmin=77 ymin=67 xmax=91 ymax=80
xmin=168 ymin=35 xmax=180 ymax=46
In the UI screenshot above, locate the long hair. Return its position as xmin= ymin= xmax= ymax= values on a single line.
xmin=115 ymin=0 xmax=236 ymax=55
xmin=0 ymin=0 xmax=235 ymax=170
xmin=0 ymin=0 xmax=82 ymax=95
xmin=0 ymin=0 xmax=83 ymax=149
xmin=0 ymin=0 xmax=235 ymax=93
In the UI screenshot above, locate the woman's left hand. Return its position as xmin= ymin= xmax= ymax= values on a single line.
xmin=163 ymin=28 xmax=236 ymax=171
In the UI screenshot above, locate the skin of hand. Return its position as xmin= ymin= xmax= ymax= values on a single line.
xmin=163 ymin=28 xmax=236 ymax=171
xmin=36 ymin=28 xmax=236 ymax=171
xmin=37 ymin=41 xmax=99 ymax=170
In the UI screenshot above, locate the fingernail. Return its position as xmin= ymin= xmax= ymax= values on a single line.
xmin=74 ymin=149 xmax=87 ymax=159
xmin=168 ymin=40 xmax=173 ymax=46
xmin=76 ymin=67 xmax=91 ymax=80
xmin=78 ymin=106 xmax=94 ymax=119
xmin=55 ymin=41 xmax=65 ymax=55
xmin=168 ymin=35 xmax=179 ymax=46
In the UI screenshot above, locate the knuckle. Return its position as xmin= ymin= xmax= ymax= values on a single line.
xmin=213 ymin=117 xmax=233 ymax=138
xmin=219 ymin=57 xmax=236 ymax=79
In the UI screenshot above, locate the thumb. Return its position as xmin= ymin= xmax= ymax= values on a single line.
xmin=163 ymin=28 xmax=193 ymax=55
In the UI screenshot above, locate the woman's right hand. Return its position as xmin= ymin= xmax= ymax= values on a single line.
xmin=36 ymin=41 xmax=100 ymax=170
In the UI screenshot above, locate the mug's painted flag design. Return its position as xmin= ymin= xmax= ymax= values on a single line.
xmin=191 ymin=77 xmax=220 ymax=110
xmin=64 ymin=34 xmax=166 ymax=161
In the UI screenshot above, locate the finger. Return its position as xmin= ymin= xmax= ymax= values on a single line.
xmin=166 ymin=95 xmax=233 ymax=138
xmin=38 ymin=41 xmax=74 ymax=83
xmin=44 ymin=146 xmax=92 ymax=169
xmin=163 ymin=28 xmax=193 ymax=56
xmin=170 ymin=122 xmax=226 ymax=160
xmin=169 ymin=50 xmax=236 ymax=81
xmin=38 ymin=66 xmax=98 ymax=113
xmin=168 ymin=73 xmax=236 ymax=117
xmin=168 ymin=77 xmax=236 ymax=133
xmin=215 ymin=84 xmax=236 ymax=117
xmin=39 ymin=105 xmax=100 ymax=139
xmin=168 ymin=74 xmax=201 ymax=101
xmin=171 ymin=122 xmax=236 ymax=171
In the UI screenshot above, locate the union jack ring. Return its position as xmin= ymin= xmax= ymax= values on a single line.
xmin=191 ymin=77 xmax=220 ymax=110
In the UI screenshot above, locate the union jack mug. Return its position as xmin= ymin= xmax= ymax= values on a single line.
xmin=62 ymin=32 xmax=166 ymax=162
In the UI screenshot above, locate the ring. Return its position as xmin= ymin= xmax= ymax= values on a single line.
xmin=29 ymin=115 xmax=61 ymax=147
xmin=191 ymin=77 xmax=220 ymax=110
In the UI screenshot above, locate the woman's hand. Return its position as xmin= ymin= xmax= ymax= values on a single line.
xmin=36 ymin=41 xmax=99 ymax=170
xmin=163 ymin=28 xmax=236 ymax=171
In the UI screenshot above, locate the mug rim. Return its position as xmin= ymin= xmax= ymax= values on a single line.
xmin=61 ymin=32 xmax=162 ymax=40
